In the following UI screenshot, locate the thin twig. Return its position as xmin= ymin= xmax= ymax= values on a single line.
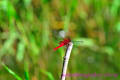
xmin=61 ymin=42 xmax=73 ymax=80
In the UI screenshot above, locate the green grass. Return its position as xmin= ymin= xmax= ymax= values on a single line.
xmin=2 ymin=63 xmax=22 ymax=80
xmin=0 ymin=0 xmax=120 ymax=80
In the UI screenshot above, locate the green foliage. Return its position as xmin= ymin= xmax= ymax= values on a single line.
xmin=110 ymin=0 xmax=120 ymax=17
xmin=24 ymin=62 xmax=30 ymax=80
xmin=16 ymin=40 xmax=25 ymax=62
xmin=2 ymin=63 xmax=22 ymax=80
xmin=115 ymin=21 xmax=120 ymax=32
xmin=0 ymin=32 xmax=17 ymax=59
xmin=40 ymin=69 xmax=54 ymax=80
xmin=42 ymin=0 xmax=51 ymax=4
xmin=0 ymin=0 xmax=120 ymax=80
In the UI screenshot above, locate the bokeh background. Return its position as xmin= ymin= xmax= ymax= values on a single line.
xmin=0 ymin=0 xmax=120 ymax=80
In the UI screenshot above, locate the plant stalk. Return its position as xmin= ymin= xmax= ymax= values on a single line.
xmin=61 ymin=42 xmax=73 ymax=80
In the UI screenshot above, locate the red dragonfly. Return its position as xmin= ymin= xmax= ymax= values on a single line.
xmin=54 ymin=38 xmax=83 ymax=51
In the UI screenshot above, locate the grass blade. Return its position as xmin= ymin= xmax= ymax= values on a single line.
xmin=24 ymin=62 xmax=30 ymax=80
xmin=40 ymin=69 xmax=54 ymax=80
xmin=2 ymin=63 xmax=22 ymax=80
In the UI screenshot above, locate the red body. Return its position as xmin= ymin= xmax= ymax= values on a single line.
xmin=54 ymin=38 xmax=71 ymax=50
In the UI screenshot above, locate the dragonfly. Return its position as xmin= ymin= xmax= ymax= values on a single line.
xmin=54 ymin=38 xmax=83 ymax=51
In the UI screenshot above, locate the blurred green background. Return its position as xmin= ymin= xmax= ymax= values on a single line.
xmin=0 ymin=0 xmax=120 ymax=80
